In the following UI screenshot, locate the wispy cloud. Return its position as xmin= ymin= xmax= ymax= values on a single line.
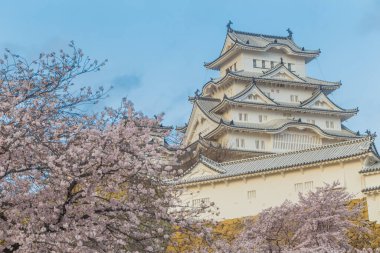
xmin=358 ymin=1 xmax=380 ymax=34
xmin=112 ymin=74 xmax=141 ymax=92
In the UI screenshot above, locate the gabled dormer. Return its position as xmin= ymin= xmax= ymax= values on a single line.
xmin=302 ymin=91 xmax=345 ymax=111
xmin=260 ymin=63 xmax=307 ymax=82
xmin=232 ymin=83 xmax=277 ymax=105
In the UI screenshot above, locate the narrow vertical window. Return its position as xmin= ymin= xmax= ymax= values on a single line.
xmin=262 ymin=60 xmax=266 ymax=68
xmin=244 ymin=113 xmax=248 ymax=121
xmin=239 ymin=113 xmax=243 ymax=121
xmin=255 ymin=140 xmax=260 ymax=149
xmin=288 ymin=63 xmax=292 ymax=71
xmin=236 ymin=138 xmax=240 ymax=148
xmin=253 ymin=59 xmax=257 ymax=68
xmin=271 ymin=61 xmax=274 ymax=68
xmin=233 ymin=62 xmax=237 ymax=71
xmin=259 ymin=115 xmax=263 ymax=122
xmin=241 ymin=139 xmax=245 ymax=148
xmin=305 ymin=181 xmax=314 ymax=191
xmin=295 ymin=183 xmax=303 ymax=193
xmin=247 ymin=190 xmax=256 ymax=199
xmin=261 ymin=140 xmax=265 ymax=150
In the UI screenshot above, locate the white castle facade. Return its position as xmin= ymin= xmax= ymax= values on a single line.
xmin=176 ymin=23 xmax=380 ymax=222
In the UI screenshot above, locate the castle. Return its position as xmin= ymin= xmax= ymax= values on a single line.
xmin=175 ymin=23 xmax=380 ymax=222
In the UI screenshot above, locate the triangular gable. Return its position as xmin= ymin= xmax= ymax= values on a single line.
xmin=182 ymin=162 xmax=222 ymax=180
xmin=220 ymin=32 xmax=236 ymax=55
xmin=260 ymin=64 xmax=306 ymax=83
xmin=302 ymin=92 xmax=343 ymax=111
xmin=183 ymin=101 xmax=220 ymax=145
xmin=232 ymin=84 xmax=277 ymax=105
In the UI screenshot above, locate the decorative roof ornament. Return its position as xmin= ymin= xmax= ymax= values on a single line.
xmin=365 ymin=130 xmax=377 ymax=139
xmin=195 ymin=89 xmax=200 ymax=97
xmin=286 ymin=28 xmax=293 ymax=39
xmin=226 ymin=20 xmax=233 ymax=32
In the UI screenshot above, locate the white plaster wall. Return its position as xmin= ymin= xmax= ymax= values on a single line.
xmin=219 ymin=53 xmax=244 ymax=76
xmin=182 ymin=159 xmax=380 ymax=223
xmin=241 ymin=50 xmax=307 ymax=77
xmin=367 ymin=195 xmax=380 ymax=226
xmin=226 ymin=107 xmax=342 ymax=131
xmin=225 ymin=132 xmax=271 ymax=151
xmin=256 ymin=84 xmax=313 ymax=104
xmin=363 ymin=173 xmax=380 ymax=188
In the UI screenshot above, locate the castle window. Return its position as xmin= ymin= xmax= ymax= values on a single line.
xmin=236 ymin=138 xmax=245 ymax=148
xmin=288 ymin=63 xmax=292 ymax=71
xmin=273 ymin=133 xmax=322 ymax=151
xmin=239 ymin=113 xmax=248 ymax=121
xmin=255 ymin=140 xmax=260 ymax=149
xmin=271 ymin=61 xmax=275 ymax=68
xmin=258 ymin=115 xmax=267 ymax=122
xmin=262 ymin=60 xmax=266 ymax=68
xmin=326 ymin=121 xmax=334 ymax=129
xmin=295 ymin=183 xmax=303 ymax=193
xmin=254 ymin=140 xmax=265 ymax=150
xmin=253 ymin=59 xmax=257 ymax=68
xmin=290 ymin=95 xmax=299 ymax=102
xmin=247 ymin=190 xmax=256 ymax=199
xmin=192 ymin=197 xmax=210 ymax=207
xmin=233 ymin=62 xmax=237 ymax=71
xmin=248 ymin=94 xmax=257 ymax=100
xmin=305 ymin=181 xmax=314 ymax=191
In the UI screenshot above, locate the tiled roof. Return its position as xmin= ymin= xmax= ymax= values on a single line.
xmin=359 ymin=162 xmax=380 ymax=174
xmin=229 ymin=29 xmax=320 ymax=55
xmin=362 ymin=185 xmax=380 ymax=193
xmin=193 ymin=97 xmax=358 ymax=139
xmin=217 ymin=70 xmax=341 ymax=88
xmin=205 ymin=29 xmax=320 ymax=69
xmin=176 ymin=137 xmax=374 ymax=184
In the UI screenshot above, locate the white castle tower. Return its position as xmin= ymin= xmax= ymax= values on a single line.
xmin=176 ymin=23 xmax=380 ymax=223
xmin=178 ymin=22 xmax=359 ymax=157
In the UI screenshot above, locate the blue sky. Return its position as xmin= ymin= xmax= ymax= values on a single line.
xmin=1 ymin=0 xmax=380 ymax=140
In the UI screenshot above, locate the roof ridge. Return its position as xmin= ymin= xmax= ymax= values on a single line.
xmin=192 ymin=96 xmax=221 ymax=102
xmin=231 ymin=29 xmax=289 ymax=40
xmin=220 ymin=137 xmax=371 ymax=166
xmin=306 ymin=76 xmax=341 ymax=85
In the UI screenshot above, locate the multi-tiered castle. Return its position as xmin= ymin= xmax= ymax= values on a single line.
xmin=176 ymin=23 xmax=380 ymax=223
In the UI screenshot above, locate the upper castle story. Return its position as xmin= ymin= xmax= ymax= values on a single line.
xmin=204 ymin=22 xmax=320 ymax=78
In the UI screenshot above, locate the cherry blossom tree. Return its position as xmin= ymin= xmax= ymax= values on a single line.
xmin=0 ymin=45 xmax=214 ymax=252
xmin=223 ymin=182 xmax=371 ymax=253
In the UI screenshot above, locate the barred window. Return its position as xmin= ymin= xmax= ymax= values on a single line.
xmin=192 ymin=197 xmax=210 ymax=207
xmin=247 ymin=190 xmax=256 ymax=199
